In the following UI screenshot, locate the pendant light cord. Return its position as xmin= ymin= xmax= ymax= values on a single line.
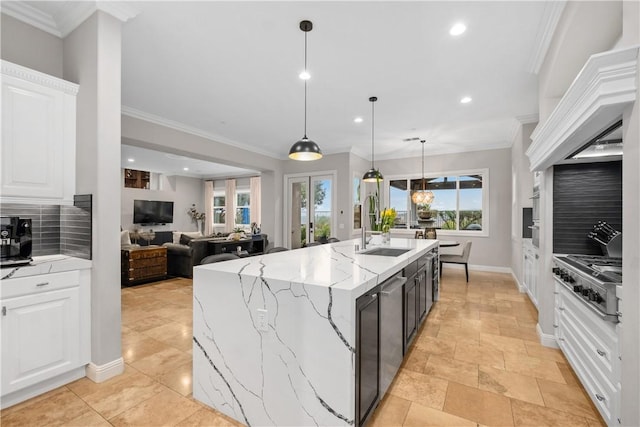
xmin=371 ymin=100 xmax=375 ymax=168
xmin=421 ymin=140 xmax=425 ymax=191
xmin=303 ymin=31 xmax=308 ymax=139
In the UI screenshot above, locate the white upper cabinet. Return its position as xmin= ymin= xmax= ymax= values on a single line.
xmin=1 ymin=61 xmax=78 ymax=205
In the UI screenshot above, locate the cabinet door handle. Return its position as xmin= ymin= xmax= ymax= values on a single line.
xmin=553 ymin=291 xmax=559 ymax=295
xmin=553 ymin=324 xmax=558 ymax=328
xmin=595 ymin=394 xmax=605 ymax=402
xmin=559 ymin=307 xmax=565 ymax=311
xmin=596 ymin=349 xmax=606 ymax=357
xmin=2 ymin=306 xmax=6 ymax=316
xmin=36 ymin=282 xmax=50 ymax=287
xmin=558 ymin=337 xmax=565 ymax=342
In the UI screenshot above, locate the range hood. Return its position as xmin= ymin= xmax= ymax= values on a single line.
xmin=567 ymin=120 xmax=623 ymax=161
xmin=527 ymin=46 xmax=638 ymax=171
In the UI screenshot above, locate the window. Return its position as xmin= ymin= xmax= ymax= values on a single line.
xmin=388 ymin=170 xmax=486 ymax=233
xmin=213 ymin=192 xmax=225 ymax=225
xmin=235 ymin=191 xmax=250 ymax=226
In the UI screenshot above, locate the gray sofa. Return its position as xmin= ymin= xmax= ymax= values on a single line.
xmin=147 ymin=231 xmax=267 ymax=278
xmin=148 ymin=231 xmax=209 ymax=279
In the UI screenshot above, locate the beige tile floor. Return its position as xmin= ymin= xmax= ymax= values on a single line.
xmin=0 ymin=269 xmax=605 ymax=426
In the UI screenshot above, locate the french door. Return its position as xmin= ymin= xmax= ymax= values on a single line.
xmin=286 ymin=173 xmax=334 ymax=249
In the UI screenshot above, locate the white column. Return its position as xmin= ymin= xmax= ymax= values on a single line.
xmin=63 ymin=11 xmax=124 ymax=380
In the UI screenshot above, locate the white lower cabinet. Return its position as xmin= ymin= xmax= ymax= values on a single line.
xmin=0 ymin=270 xmax=90 ymax=408
xmin=522 ymin=241 xmax=538 ymax=307
xmin=555 ymin=281 xmax=620 ymax=425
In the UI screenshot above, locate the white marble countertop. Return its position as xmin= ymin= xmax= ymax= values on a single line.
xmin=195 ymin=237 xmax=438 ymax=296
xmin=1 ymin=255 xmax=91 ymax=280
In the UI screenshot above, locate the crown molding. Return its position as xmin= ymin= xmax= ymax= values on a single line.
xmin=1 ymin=1 xmax=61 ymax=37
xmin=1 ymin=1 xmax=140 ymax=38
xmin=121 ymin=106 xmax=281 ymax=160
xmin=376 ymin=139 xmax=513 ymax=161
xmin=516 ymin=114 xmax=539 ymax=125
xmin=2 ymin=60 xmax=79 ymax=95
xmin=527 ymin=46 xmax=639 ymax=171
xmin=527 ymin=1 xmax=567 ymax=75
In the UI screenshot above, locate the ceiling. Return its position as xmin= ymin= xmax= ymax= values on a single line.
xmin=16 ymin=1 xmax=559 ymax=169
xmin=121 ymin=144 xmax=258 ymax=179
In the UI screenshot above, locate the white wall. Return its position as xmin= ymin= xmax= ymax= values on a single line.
xmin=121 ymin=172 xmax=204 ymax=233
xmin=1 ymin=14 xmax=63 ymax=78
xmin=619 ymin=2 xmax=640 ymax=425
xmin=377 ymin=148 xmax=512 ymax=269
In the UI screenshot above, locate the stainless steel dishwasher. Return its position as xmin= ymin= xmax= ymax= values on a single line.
xmin=379 ymin=274 xmax=407 ymax=396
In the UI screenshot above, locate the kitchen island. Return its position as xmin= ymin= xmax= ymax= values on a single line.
xmin=192 ymin=238 xmax=438 ymax=426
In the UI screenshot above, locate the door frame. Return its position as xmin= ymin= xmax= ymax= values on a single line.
xmin=283 ymin=170 xmax=338 ymax=248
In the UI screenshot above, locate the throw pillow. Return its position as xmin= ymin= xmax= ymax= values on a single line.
xmin=120 ymin=230 xmax=131 ymax=246
xmin=172 ymin=230 xmax=203 ymax=244
xmin=179 ymin=233 xmax=194 ymax=246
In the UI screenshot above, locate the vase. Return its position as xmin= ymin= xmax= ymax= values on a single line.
xmin=369 ymin=231 xmax=383 ymax=245
xmin=382 ymin=231 xmax=390 ymax=244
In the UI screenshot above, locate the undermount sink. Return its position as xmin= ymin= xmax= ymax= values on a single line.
xmin=359 ymin=247 xmax=410 ymax=257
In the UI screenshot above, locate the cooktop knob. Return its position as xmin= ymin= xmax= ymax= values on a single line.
xmin=581 ymin=288 xmax=591 ymax=297
xmin=593 ymin=292 xmax=604 ymax=304
xmin=573 ymin=285 xmax=583 ymax=293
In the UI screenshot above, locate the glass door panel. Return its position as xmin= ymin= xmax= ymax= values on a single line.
xmin=311 ymin=175 xmax=332 ymax=242
xmin=288 ymin=177 xmax=307 ymax=249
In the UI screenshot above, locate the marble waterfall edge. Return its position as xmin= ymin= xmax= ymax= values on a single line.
xmin=193 ymin=262 xmax=356 ymax=426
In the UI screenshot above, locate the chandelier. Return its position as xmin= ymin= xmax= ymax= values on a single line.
xmin=411 ymin=140 xmax=434 ymax=204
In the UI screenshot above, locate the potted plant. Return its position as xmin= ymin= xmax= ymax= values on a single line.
xmin=230 ymin=227 xmax=246 ymax=241
xmin=316 ymin=222 xmax=331 ymax=243
xmin=417 ymin=203 xmax=434 ymax=220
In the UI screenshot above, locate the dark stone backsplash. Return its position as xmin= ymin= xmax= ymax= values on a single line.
xmin=553 ymin=161 xmax=622 ymax=255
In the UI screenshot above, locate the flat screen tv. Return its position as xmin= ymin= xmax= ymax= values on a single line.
xmin=133 ymin=200 xmax=174 ymax=225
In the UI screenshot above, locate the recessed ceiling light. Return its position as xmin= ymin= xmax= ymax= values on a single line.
xmin=460 ymin=96 xmax=472 ymax=104
xmin=299 ymin=70 xmax=310 ymax=80
xmin=127 ymin=158 xmax=135 ymax=162
xmin=449 ymin=22 xmax=467 ymax=36
xmin=183 ymin=167 xmax=189 ymax=171
xmin=354 ymin=117 xmax=363 ymax=123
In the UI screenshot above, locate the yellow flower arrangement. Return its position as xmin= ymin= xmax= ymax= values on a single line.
xmin=380 ymin=208 xmax=397 ymax=233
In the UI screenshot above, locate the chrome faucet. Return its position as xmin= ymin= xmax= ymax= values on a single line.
xmin=361 ymin=223 xmax=367 ymax=250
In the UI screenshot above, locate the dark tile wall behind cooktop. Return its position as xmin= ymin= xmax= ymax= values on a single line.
xmin=553 ymin=161 xmax=622 ymax=255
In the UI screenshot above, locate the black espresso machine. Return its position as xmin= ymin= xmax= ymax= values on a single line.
xmin=1 ymin=216 xmax=33 ymax=267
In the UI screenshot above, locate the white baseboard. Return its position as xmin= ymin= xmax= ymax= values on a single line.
xmin=537 ymin=323 xmax=559 ymax=348
xmin=85 ymin=357 xmax=124 ymax=383
xmin=511 ymin=271 xmax=526 ymax=293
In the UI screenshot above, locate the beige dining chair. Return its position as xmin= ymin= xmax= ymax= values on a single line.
xmin=439 ymin=241 xmax=472 ymax=282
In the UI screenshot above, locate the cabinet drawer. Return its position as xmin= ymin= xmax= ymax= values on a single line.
xmin=127 ymin=257 xmax=166 ymax=269
xmin=126 ymin=266 xmax=166 ymax=282
xmin=1 ymin=270 xmax=79 ymax=299
xmin=126 ymin=249 xmax=166 ymax=260
xmin=559 ymin=288 xmax=617 ymax=377
xmin=558 ymin=320 xmax=617 ymax=425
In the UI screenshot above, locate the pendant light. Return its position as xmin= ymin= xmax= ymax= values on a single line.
xmin=289 ymin=20 xmax=322 ymax=161
xmin=362 ymin=96 xmax=383 ymax=182
xmin=411 ymin=140 xmax=434 ymax=204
